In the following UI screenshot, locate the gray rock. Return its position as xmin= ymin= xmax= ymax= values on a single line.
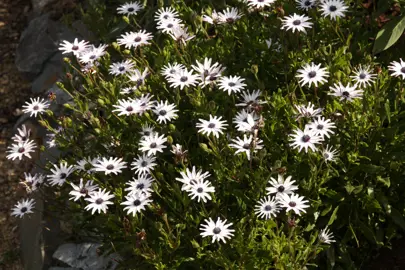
xmin=49 ymin=268 xmax=80 ymax=270
xmin=31 ymin=53 xmax=64 ymax=93
xmin=31 ymin=0 xmax=58 ymax=14
xmin=52 ymin=243 xmax=120 ymax=270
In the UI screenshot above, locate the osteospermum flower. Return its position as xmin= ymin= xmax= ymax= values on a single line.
xmin=200 ymin=217 xmax=235 ymax=243
xmin=296 ymin=0 xmax=316 ymax=10
xmin=218 ymin=75 xmax=247 ymax=95
xmin=117 ymin=1 xmax=143 ymax=15
xmin=11 ymin=124 xmax=31 ymax=143
xmin=112 ymin=99 xmax=139 ymax=116
xmin=155 ymin=7 xmax=179 ymax=22
xmin=265 ymin=38 xmax=282 ymax=51
xmin=11 ymin=198 xmax=35 ymax=218
xmin=169 ymin=26 xmax=195 ymax=45
xmin=236 ymin=90 xmax=267 ymax=111
xmin=131 ymin=153 xmax=157 ymax=175
xmin=202 ymin=10 xmax=221 ymax=24
xmin=121 ymin=192 xmax=152 ymax=216
xmin=278 ymin=193 xmax=310 ymax=216
xmin=156 ymin=18 xmax=184 ymax=33
xmin=289 ymin=127 xmax=323 ymax=153
xmin=306 ymin=116 xmax=336 ymax=139
xmin=69 ymin=179 xmax=99 ymax=201
xmin=21 ymin=173 xmax=45 ymax=193
xmin=294 ymin=102 xmax=323 ymax=120
xmin=350 ymin=65 xmax=377 ymax=87
xmin=133 ymin=93 xmax=154 ymax=115
xmin=93 ymin=157 xmax=127 ymax=175
xmin=186 ymin=179 xmax=215 ymax=203
xmin=139 ymin=124 xmax=155 ymax=137
xmin=254 ymin=196 xmax=280 ymax=219
xmin=127 ymin=68 xmax=149 ymax=87
xmin=153 ymin=100 xmax=178 ymax=124
xmin=388 ymin=59 xmax=405 ymax=79
xmin=320 ymin=0 xmax=348 ymax=20
xmin=58 ymin=38 xmax=89 ymax=56
xmin=76 ymin=157 xmax=98 ymax=174
xmin=218 ymin=7 xmax=243 ymax=24
xmin=191 ymin=57 xmax=225 ymax=84
xmin=48 ymin=162 xmax=75 ymax=186
xmin=266 ymin=174 xmax=298 ymax=197
xmin=6 ymin=140 xmax=36 ymax=161
xmin=233 ymin=110 xmax=258 ymax=128
xmin=229 ymin=134 xmax=263 ymax=160
xmin=125 ymin=175 xmax=154 ymax=196
xmin=319 ymin=226 xmax=336 ymax=244
xmin=328 ymin=82 xmax=363 ymax=102
xmin=22 ymin=97 xmax=50 ymax=117
xmin=235 ymin=113 xmax=260 ymax=133
xmin=139 ymin=133 xmax=167 ymax=156
xmin=247 ymin=0 xmax=275 ymax=9
xmin=168 ymin=68 xmax=199 ymax=90
xmin=161 ymin=62 xmax=186 ymax=78
xmin=84 ymin=189 xmax=115 ymax=214
xmin=78 ymin=44 xmax=107 ymax=64
xmin=196 ymin=115 xmax=228 ymax=138
xmin=281 ymin=13 xmax=313 ymax=33
xmin=296 ymin=63 xmax=329 ymax=87
xmin=109 ymin=60 xmax=135 ymax=76
xmin=322 ymin=145 xmax=339 ymax=163
xmin=176 ymin=166 xmax=211 ymax=191
xmin=117 ymin=30 xmax=153 ymax=49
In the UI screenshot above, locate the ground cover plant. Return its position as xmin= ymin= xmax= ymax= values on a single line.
xmin=7 ymin=0 xmax=405 ymax=269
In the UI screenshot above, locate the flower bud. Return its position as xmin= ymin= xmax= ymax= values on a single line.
xmin=169 ymin=124 xmax=176 ymax=132
xmin=167 ymin=135 xmax=173 ymax=145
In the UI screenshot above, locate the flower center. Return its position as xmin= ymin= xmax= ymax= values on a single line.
xmin=289 ymin=201 xmax=297 ymax=207
xmin=18 ymin=147 xmax=25 ymax=153
xmin=228 ymin=82 xmax=236 ymax=87
xmin=134 ymin=36 xmax=142 ymax=42
xmin=401 ymin=67 xmax=405 ymax=73
xmin=106 ymin=164 xmax=114 ymax=170
xmin=208 ymin=123 xmax=216 ymax=129
xmin=180 ymin=76 xmax=188 ymax=82
xmin=170 ymin=69 xmax=176 ymax=74
xmin=136 ymin=183 xmax=145 ymax=190
xmin=167 ymin=23 xmax=173 ymax=28
xmin=213 ymin=227 xmax=221 ymax=234
xmin=150 ymin=142 xmax=157 ymax=148
xmin=301 ymin=135 xmax=311 ymax=143
xmin=226 ymin=18 xmax=234 ymax=23
xmin=317 ymin=124 xmax=324 ymax=130
xmin=329 ymin=5 xmax=337 ymax=12
xmin=163 ymin=15 xmax=169 ymax=19
xmin=293 ymin=20 xmax=301 ymax=26
xmin=243 ymin=143 xmax=250 ymax=149
xmin=21 ymin=207 xmax=27 ymax=213
xmin=342 ymin=91 xmax=350 ymax=97
xmin=324 ymin=153 xmax=330 ymax=159
xmin=143 ymin=131 xmax=150 ymax=136
xmin=196 ymin=187 xmax=204 ymax=193
xmin=72 ymin=45 xmax=79 ymax=50
xmin=277 ymin=186 xmax=285 ymax=192
xmin=304 ymin=0 xmax=311 ymax=6
xmin=118 ymin=66 xmax=125 ymax=71
xmin=141 ymin=161 xmax=148 ymax=167
xmin=127 ymin=7 xmax=134 ymax=12
xmin=95 ymin=198 xmax=104 ymax=204
xmin=80 ymin=188 xmax=88 ymax=194
xmin=60 ymin=173 xmax=67 ymax=179
xmin=89 ymin=55 xmax=96 ymax=60
xmin=159 ymin=110 xmax=167 ymax=116
xmin=21 ymin=136 xmax=27 ymax=141
xmin=133 ymin=199 xmax=141 ymax=206
xmin=126 ymin=106 xmax=133 ymax=112
xmin=33 ymin=105 xmax=39 ymax=110
xmin=308 ymin=71 xmax=317 ymax=78
xmin=359 ymin=73 xmax=366 ymax=79
xmin=264 ymin=205 xmax=272 ymax=211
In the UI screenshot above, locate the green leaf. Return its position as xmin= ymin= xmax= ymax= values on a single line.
xmin=385 ymin=99 xmax=391 ymax=124
xmin=373 ymin=14 xmax=405 ymax=54
xmin=376 ymin=176 xmax=390 ymax=188
xmin=390 ymin=208 xmax=405 ymax=230
xmin=358 ymin=220 xmax=376 ymax=244
xmin=328 ymin=206 xmax=340 ymax=226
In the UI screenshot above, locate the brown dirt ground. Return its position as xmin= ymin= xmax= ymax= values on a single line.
xmin=0 ymin=0 xmax=33 ymax=269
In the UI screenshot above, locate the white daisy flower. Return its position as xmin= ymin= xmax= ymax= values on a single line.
xmin=233 ymin=110 xmax=258 ymax=126
xmin=319 ymin=226 xmax=336 ymax=244
xmin=202 ymin=10 xmax=221 ymax=24
xmin=254 ymin=196 xmax=280 ymax=219
xmin=265 ymin=38 xmax=282 ymax=51
xmin=168 ymin=26 xmax=195 ymax=45
xmin=200 ymin=217 xmax=235 ymax=243
xmin=125 ymin=175 xmax=154 ymax=196
xmin=278 ymin=193 xmax=310 ymax=216
xmin=155 ymin=7 xmax=179 ymax=22
xmin=247 ymin=0 xmax=275 ymax=9
xmin=320 ymin=0 xmax=348 ymax=20
xmin=78 ymin=44 xmax=107 ymax=64
xmin=296 ymin=63 xmax=329 ymax=87
xmin=127 ymin=68 xmax=149 ymax=87
xmin=328 ymin=82 xmax=363 ymax=102
xmin=196 ymin=115 xmax=228 ymax=138
xmin=6 ymin=140 xmax=36 ymax=161
xmin=84 ymin=189 xmax=115 ymax=214
xmin=22 ymin=97 xmax=50 ymax=117
xmin=175 ymin=166 xmax=211 ymax=191
xmin=117 ymin=1 xmax=143 ymax=15
xmin=171 ymin=144 xmax=188 ymax=156
xmin=131 ymin=154 xmax=156 ymax=175
xmin=58 ymin=38 xmax=90 ymax=56
xmin=294 ymin=102 xmax=323 ymax=120
xmin=11 ymin=124 xmax=31 ymax=143
xmin=48 ymin=162 xmax=75 ymax=186
xmin=218 ymin=7 xmax=243 ymax=24
xmin=281 ymin=13 xmax=313 ymax=33
xmin=350 ymin=65 xmax=377 ymax=87
xmin=117 ymin=30 xmax=153 ymax=49
xmin=20 ymin=173 xmax=45 ymax=193
xmin=236 ymin=90 xmax=267 ymax=111
xmin=296 ymin=0 xmax=316 ymax=10
xmin=186 ymin=179 xmax=215 ymax=203
xmin=69 ymin=179 xmax=99 ymax=201
xmin=266 ymin=174 xmax=298 ymax=197
xmin=120 ymin=86 xmax=137 ymax=95
xmin=235 ymin=114 xmax=260 ymax=133
xmin=109 ymin=60 xmax=135 ymax=76
xmin=191 ymin=57 xmax=225 ymax=85
xmin=161 ymin=62 xmax=186 ymax=78
xmin=388 ymin=59 xmax=405 ymax=79
xmin=76 ymin=157 xmax=98 ymax=174
xmin=133 ymin=93 xmax=155 ymax=115
xmin=229 ymin=134 xmax=263 ymax=160
xmin=168 ymin=68 xmax=199 ymax=90
xmin=139 ymin=133 xmax=167 ymax=156
xmin=306 ymin=116 xmax=336 ymax=139
xmin=156 ymin=18 xmax=184 ymax=33
xmin=289 ymin=127 xmax=323 ymax=153
xmin=112 ymin=99 xmax=139 ymax=116
xmin=46 ymin=133 xmax=57 ymax=148
xmin=322 ymin=145 xmax=339 ymax=163
xmin=121 ymin=192 xmax=152 ymax=216
xmin=153 ymin=100 xmax=178 ymax=124
xmin=93 ymin=157 xmax=127 ymax=175
xmin=11 ymin=198 xmax=35 ymax=218
xmin=218 ymin=75 xmax=247 ymax=95
xmin=139 ymin=124 xmax=155 ymax=137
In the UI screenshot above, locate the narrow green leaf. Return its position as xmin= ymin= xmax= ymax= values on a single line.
xmin=385 ymin=99 xmax=391 ymax=124
xmin=328 ymin=206 xmax=340 ymax=226
xmin=390 ymin=208 xmax=405 ymax=230
xmin=373 ymin=14 xmax=405 ymax=54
